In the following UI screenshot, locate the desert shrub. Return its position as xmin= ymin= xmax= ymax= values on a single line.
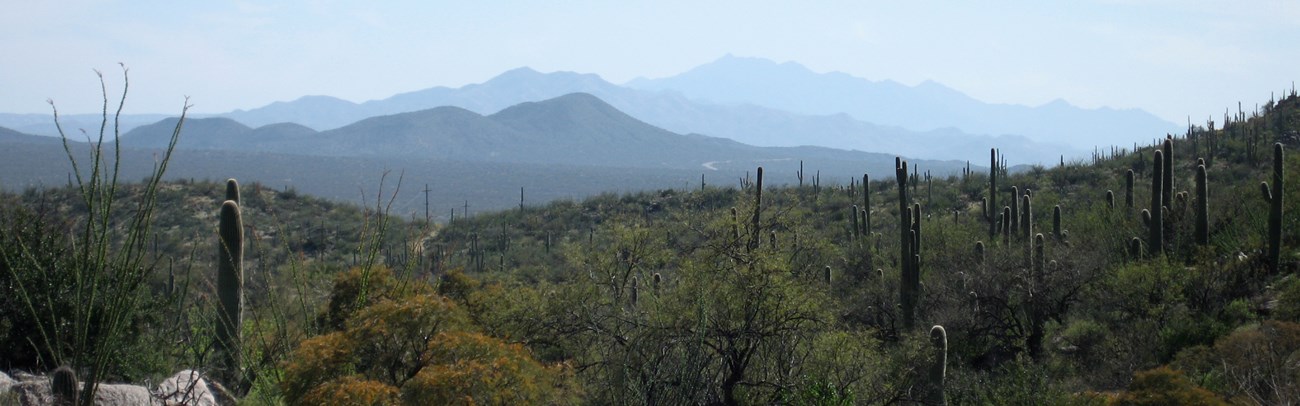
xmin=1107 ymin=366 xmax=1225 ymax=406
xmin=282 ymin=268 xmax=577 ymax=405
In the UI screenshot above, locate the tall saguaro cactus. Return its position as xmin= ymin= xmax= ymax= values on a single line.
xmin=986 ymin=148 xmax=998 ymax=238
xmin=1010 ymin=186 xmax=1020 ymax=240
xmin=1125 ymin=169 xmax=1135 ymax=208
xmin=1028 ymin=234 xmax=1046 ymax=361
xmin=863 ymin=174 xmax=871 ymax=234
xmin=750 ymin=167 xmax=764 ymax=251
xmin=1163 ymin=138 xmax=1174 ymax=210
xmin=217 ymin=195 xmax=245 ymax=388
xmin=897 ymin=158 xmax=918 ymax=330
xmin=928 ymin=325 xmax=948 ymax=405
xmin=1149 ymin=151 xmax=1165 ymax=256
xmin=1195 ymin=164 xmax=1209 ymax=246
xmin=1261 ymin=143 xmax=1285 ymax=272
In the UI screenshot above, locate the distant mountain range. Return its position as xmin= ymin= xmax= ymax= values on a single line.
xmin=0 ymin=56 xmax=1176 ymax=165
xmin=122 ymin=92 xmax=964 ymax=176
xmin=1 ymin=93 xmax=973 ymax=214
xmin=626 ymin=55 xmax=1181 ymax=151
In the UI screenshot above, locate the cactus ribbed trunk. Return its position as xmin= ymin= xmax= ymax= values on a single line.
xmin=217 ymin=199 xmax=244 ymax=388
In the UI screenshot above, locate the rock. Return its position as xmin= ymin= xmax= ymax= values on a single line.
xmin=1 ymin=371 xmax=18 ymax=403
xmin=154 ymin=370 xmax=217 ymax=406
xmin=92 ymin=383 xmax=157 ymax=405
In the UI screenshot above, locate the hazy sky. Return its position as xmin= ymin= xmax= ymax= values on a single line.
xmin=3 ymin=1 xmax=1297 ymax=124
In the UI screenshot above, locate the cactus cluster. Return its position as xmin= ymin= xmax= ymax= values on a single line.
xmin=897 ymin=158 xmax=921 ymax=330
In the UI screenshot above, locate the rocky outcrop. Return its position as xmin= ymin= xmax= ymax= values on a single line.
xmin=0 ymin=369 xmax=227 ymax=406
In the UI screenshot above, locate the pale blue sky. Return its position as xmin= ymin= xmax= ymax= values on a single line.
xmin=3 ymin=1 xmax=1297 ymax=124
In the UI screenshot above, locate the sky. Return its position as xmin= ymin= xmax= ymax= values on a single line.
xmin=2 ymin=0 xmax=1298 ymax=124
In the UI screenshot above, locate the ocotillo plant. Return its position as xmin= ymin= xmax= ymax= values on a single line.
xmin=1195 ymin=164 xmax=1209 ymax=246
xmin=1261 ymin=143 xmax=1285 ymax=272
xmin=929 ymin=325 xmax=948 ymax=405
xmin=217 ymin=199 xmax=244 ymax=388
xmin=1150 ymin=150 xmax=1165 ymax=256
xmin=52 ymin=365 xmax=78 ymax=406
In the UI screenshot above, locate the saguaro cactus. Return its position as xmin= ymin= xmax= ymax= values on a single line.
xmin=1261 ymin=143 xmax=1284 ymax=272
xmin=1010 ymin=186 xmax=1020 ymax=239
xmin=1163 ymin=138 xmax=1174 ymax=210
xmin=863 ymin=173 xmax=872 ymax=234
xmin=1052 ymin=205 xmax=1062 ymax=240
xmin=629 ymin=276 xmax=639 ymax=307
xmin=1125 ymin=169 xmax=1135 ymax=208
xmin=225 ymin=178 xmax=240 ymax=204
xmin=897 ymin=158 xmax=919 ymax=330
xmin=750 ymin=167 xmax=764 ymax=251
xmin=217 ymin=198 xmax=244 ymax=388
xmin=928 ymin=325 xmax=948 ymax=405
xmin=851 ymin=204 xmax=861 ymax=240
xmin=1021 ymin=194 xmax=1033 ymax=242
xmin=987 ymin=148 xmax=998 ymax=238
xmin=52 ymin=366 xmax=78 ymax=406
xmin=1195 ymin=164 xmax=1209 ymax=246
xmin=1028 ymin=233 xmax=1046 ymax=361
xmin=1150 ymin=151 xmax=1165 ymax=256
